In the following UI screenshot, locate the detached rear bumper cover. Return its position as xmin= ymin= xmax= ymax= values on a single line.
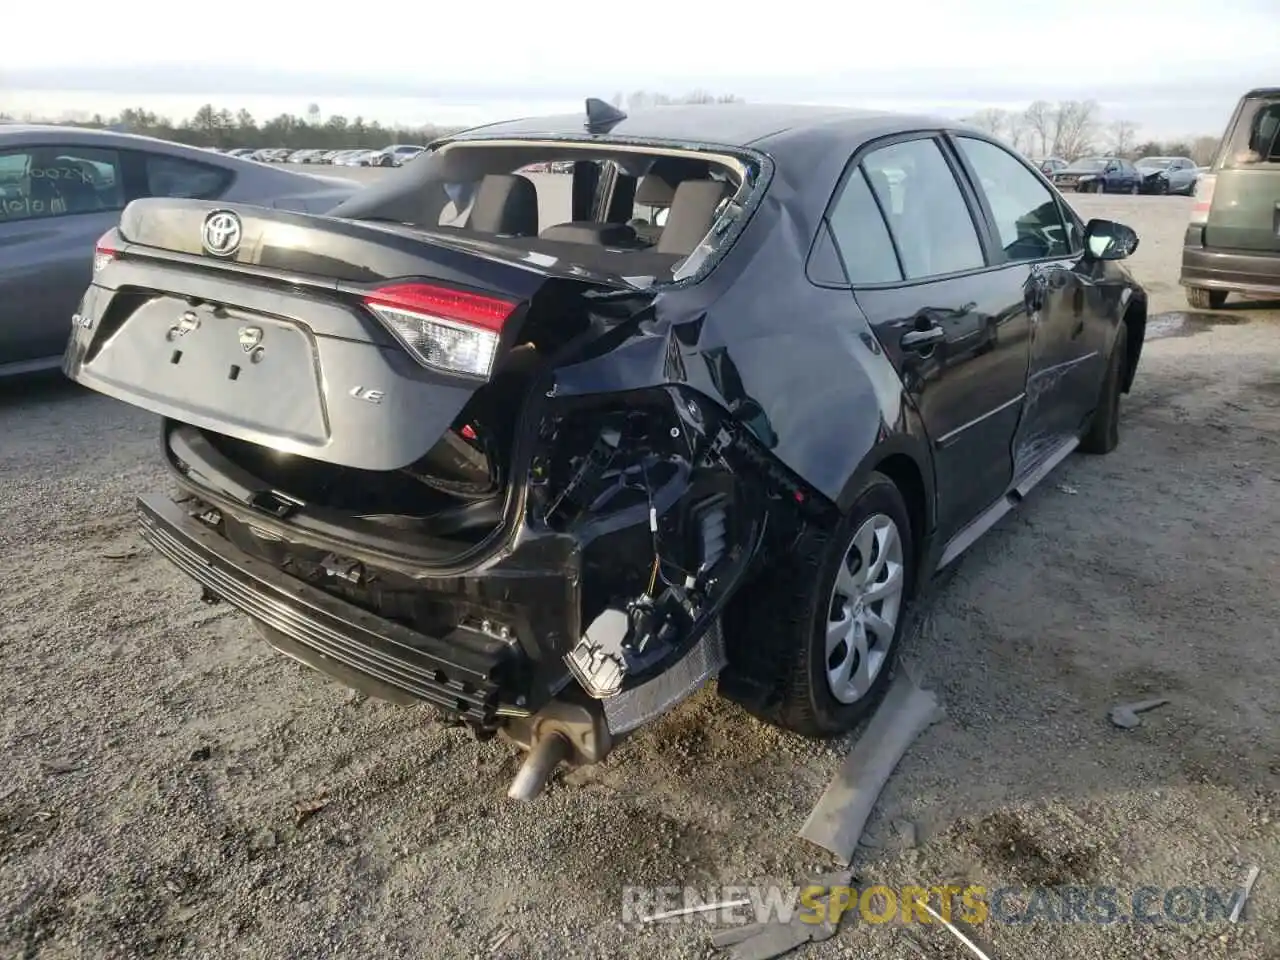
xmin=137 ymin=493 xmax=510 ymax=723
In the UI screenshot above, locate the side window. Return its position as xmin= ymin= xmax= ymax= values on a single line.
xmin=144 ymin=154 xmax=232 ymax=199
xmin=956 ymin=137 xmax=1070 ymax=263
xmin=0 ymin=147 xmax=124 ymax=223
xmin=862 ymin=138 xmax=985 ymax=280
xmin=826 ymin=166 xmax=902 ymax=284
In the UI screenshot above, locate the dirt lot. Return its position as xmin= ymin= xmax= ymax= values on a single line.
xmin=1 ymin=182 xmax=1277 ymax=960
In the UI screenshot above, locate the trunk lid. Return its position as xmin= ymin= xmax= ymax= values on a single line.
xmin=65 ymin=198 xmax=633 ymax=473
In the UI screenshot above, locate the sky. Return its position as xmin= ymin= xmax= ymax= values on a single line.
xmin=2 ymin=0 xmax=1276 ymax=139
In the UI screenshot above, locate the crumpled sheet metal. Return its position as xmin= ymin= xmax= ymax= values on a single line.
xmin=798 ymin=669 xmax=944 ymax=864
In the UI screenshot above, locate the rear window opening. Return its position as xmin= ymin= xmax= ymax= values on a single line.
xmin=335 ymin=139 xmax=761 ymax=285
xmin=1223 ymin=97 xmax=1280 ymax=167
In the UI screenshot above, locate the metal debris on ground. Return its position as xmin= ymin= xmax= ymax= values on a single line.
xmin=918 ymin=899 xmax=996 ymax=960
xmin=488 ymin=926 xmax=514 ymax=953
xmin=101 ymin=546 xmax=139 ymax=560
xmin=293 ymin=795 xmax=329 ymax=827
xmin=643 ymin=899 xmax=751 ymax=923
xmin=1107 ymin=698 xmax=1170 ymax=729
xmin=1229 ymin=865 xmax=1261 ymax=923
xmin=708 ymin=869 xmax=854 ymax=960
xmin=799 ymin=669 xmax=945 ymax=863
xmin=1056 ymin=483 xmax=1078 ymax=495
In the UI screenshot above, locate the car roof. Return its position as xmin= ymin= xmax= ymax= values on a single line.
xmin=450 ymin=102 xmax=969 ymax=155
xmin=1242 ymin=87 xmax=1280 ymax=99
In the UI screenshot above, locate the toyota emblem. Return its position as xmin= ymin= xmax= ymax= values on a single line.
xmin=202 ymin=210 xmax=242 ymax=257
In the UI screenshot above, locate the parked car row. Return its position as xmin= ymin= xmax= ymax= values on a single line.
xmin=210 ymin=145 xmax=426 ymax=167
xmin=1038 ymin=155 xmax=1203 ymax=195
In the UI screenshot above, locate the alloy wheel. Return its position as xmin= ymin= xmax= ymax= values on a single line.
xmin=825 ymin=513 xmax=905 ymax=704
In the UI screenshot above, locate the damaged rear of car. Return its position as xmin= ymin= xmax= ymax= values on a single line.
xmin=64 ymin=102 xmax=820 ymax=795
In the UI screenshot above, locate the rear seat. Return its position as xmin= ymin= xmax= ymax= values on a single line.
xmin=656 ymin=180 xmax=730 ymax=256
xmin=630 ymin=174 xmax=676 ymax=243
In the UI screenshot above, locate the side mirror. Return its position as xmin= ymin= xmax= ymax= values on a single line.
xmin=1083 ymin=218 xmax=1139 ymax=260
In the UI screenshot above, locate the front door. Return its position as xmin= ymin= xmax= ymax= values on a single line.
xmin=949 ymin=135 xmax=1103 ymax=477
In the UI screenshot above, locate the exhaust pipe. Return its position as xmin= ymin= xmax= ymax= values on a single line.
xmin=500 ymin=700 xmax=612 ymax=801
xmin=507 ymin=733 xmax=573 ymax=801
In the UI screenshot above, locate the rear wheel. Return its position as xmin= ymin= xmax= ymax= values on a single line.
xmin=1080 ymin=327 xmax=1127 ymax=455
xmin=721 ymin=473 xmax=914 ymax=737
xmin=1129 ymin=182 xmax=1140 ymax=195
xmin=1186 ymin=287 xmax=1229 ymax=310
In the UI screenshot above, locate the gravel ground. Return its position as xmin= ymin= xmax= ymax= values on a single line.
xmin=1 ymin=181 xmax=1277 ymax=960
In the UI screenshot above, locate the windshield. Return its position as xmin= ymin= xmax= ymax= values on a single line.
xmin=335 ymin=140 xmax=757 ymax=286
xmin=1071 ymin=158 xmax=1108 ymax=171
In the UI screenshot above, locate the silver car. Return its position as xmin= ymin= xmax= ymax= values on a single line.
xmin=0 ymin=126 xmax=361 ymax=376
xmin=1135 ymin=156 xmax=1200 ymax=195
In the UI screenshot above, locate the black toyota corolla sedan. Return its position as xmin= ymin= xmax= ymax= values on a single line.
xmin=64 ymin=99 xmax=1146 ymax=797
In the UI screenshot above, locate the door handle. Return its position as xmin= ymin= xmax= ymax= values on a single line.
xmin=901 ymin=325 xmax=945 ymax=350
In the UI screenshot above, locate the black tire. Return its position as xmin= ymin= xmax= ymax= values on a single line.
xmin=1129 ymin=182 xmax=1140 ymax=195
xmin=720 ymin=472 xmax=916 ymax=737
xmin=1095 ymin=180 xmax=1106 ymax=194
xmin=1080 ymin=327 xmax=1127 ymax=455
xmin=1186 ymin=286 xmax=1229 ymax=310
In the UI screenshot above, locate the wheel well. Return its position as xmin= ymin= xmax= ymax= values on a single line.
xmin=1121 ymin=297 xmax=1146 ymax=393
xmin=874 ymin=453 xmax=927 ymax=582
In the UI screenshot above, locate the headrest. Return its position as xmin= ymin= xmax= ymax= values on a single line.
xmin=539 ymin=222 xmax=638 ymax=247
xmin=469 ymin=173 xmax=539 ymax=236
xmin=656 ymin=180 xmax=730 ymax=256
xmin=634 ymin=174 xmax=676 ymax=206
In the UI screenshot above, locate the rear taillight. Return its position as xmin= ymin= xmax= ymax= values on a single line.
xmin=362 ymin=282 xmax=518 ymax=379
xmin=93 ymin=232 xmax=119 ymax=276
xmin=1188 ymin=174 xmax=1216 ymax=226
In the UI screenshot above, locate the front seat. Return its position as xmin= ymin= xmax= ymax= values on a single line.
xmin=656 ymin=179 xmax=730 ymax=256
xmin=467 ymin=173 xmax=539 ymax=236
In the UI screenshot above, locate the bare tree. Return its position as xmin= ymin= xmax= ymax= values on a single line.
xmin=1053 ymin=99 xmax=1100 ymax=160
xmin=1191 ymin=134 xmax=1221 ymax=166
xmin=1108 ymin=120 xmax=1141 ymax=157
xmin=965 ymin=108 xmax=1009 ymax=139
xmin=624 ymin=90 xmax=740 ymax=110
xmin=1006 ymin=113 xmax=1033 ymax=155
xmin=1023 ymin=100 xmax=1054 ymax=157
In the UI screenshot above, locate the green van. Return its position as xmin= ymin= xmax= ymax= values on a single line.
xmin=1181 ymin=87 xmax=1280 ymax=309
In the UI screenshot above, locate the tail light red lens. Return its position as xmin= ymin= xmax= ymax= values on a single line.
xmin=1188 ymin=174 xmax=1216 ymax=226
xmin=93 ymin=231 xmax=119 ymax=275
xmin=362 ymin=282 xmax=518 ymax=379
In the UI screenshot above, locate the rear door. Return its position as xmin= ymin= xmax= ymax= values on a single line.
xmin=1206 ymin=94 xmax=1280 ymax=253
xmin=0 ymin=145 xmax=126 ymax=365
xmin=828 ymin=134 xmax=1032 ymax=541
